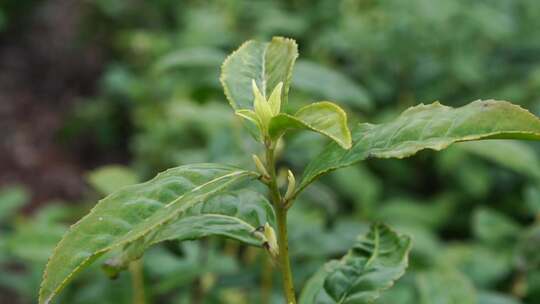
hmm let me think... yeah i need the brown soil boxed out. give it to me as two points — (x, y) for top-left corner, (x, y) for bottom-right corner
(0, 0), (105, 209)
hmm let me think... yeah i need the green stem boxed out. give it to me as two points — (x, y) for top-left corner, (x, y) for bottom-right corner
(260, 254), (273, 304)
(276, 205), (296, 303)
(265, 143), (297, 304)
(129, 259), (146, 304)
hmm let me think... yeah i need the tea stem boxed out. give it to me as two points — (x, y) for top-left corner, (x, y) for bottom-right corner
(265, 143), (296, 304)
(261, 254), (273, 304)
(129, 259), (146, 304)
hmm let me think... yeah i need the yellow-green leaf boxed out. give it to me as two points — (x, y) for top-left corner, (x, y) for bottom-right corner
(220, 36), (298, 110)
(269, 101), (352, 149)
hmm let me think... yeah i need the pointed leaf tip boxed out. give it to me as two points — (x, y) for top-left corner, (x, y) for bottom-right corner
(299, 100), (540, 194)
(220, 37), (298, 110)
(268, 82), (283, 116)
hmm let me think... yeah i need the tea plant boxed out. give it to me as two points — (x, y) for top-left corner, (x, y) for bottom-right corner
(39, 37), (540, 304)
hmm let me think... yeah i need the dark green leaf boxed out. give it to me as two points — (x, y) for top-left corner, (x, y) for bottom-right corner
(515, 223), (540, 271)
(299, 261), (340, 304)
(458, 140), (540, 179)
(478, 291), (522, 304)
(442, 244), (512, 288)
(299, 223), (411, 304)
(416, 268), (476, 304)
(473, 208), (521, 245)
(299, 100), (540, 193)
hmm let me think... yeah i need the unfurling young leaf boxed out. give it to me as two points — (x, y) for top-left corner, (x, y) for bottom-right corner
(220, 36), (298, 110)
(263, 222), (279, 258)
(40, 36), (540, 304)
(269, 101), (352, 149)
(299, 223), (412, 304)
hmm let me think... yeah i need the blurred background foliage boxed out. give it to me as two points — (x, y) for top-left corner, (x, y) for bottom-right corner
(1, 0), (540, 303)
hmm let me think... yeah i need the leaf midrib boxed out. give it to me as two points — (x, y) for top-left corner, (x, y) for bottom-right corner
(40, 169), (256, 304)
(337, 225), (381, 304)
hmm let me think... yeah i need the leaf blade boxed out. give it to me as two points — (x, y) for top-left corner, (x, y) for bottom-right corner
(299, 100), (540, 193)
(102, 189), (276, 277)
(299, 223), (412, 304)
(154, 189), (275, 246)
(220, 37), (298, 110)
(269, 102), (352, 149)
(39, 164), (258, 304)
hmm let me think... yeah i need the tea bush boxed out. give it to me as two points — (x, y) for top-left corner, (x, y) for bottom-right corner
(1, 1), (540, 304)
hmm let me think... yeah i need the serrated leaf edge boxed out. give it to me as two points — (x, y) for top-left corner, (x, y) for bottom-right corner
(39, 168), (257, 304)
(270, 101), (352, 149)
(297, 100), (540, 196)
(220, 40), (258, 109)
(220, 37), (298, 110)
(332, 223), (412, 303)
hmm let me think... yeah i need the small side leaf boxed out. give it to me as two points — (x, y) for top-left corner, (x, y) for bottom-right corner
(299, 100), (540, 193)
(299, 223), (412, 304)
(220, 37), (298, 110)
(269, 102), (352, 149)
(39, 164), (258, 304)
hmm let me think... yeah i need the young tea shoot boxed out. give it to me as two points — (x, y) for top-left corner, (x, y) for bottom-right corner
(40, 37), (540, 304)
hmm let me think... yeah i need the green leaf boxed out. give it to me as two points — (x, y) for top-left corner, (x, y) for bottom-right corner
(269, 102), (352, 149)
(473, 208), (521, 245)
(293, 60), (372, 110)
(515, 223), (540, 270)
(102, 188), (275, 278)
(478, 291), (522, 304)
(442, 244), (512, 288)
(457, 140), (540, 179)
(39, 164), (258, 304)
(299, 100), (540, 193)
(299, 223), (412, 304)
(86, 165), (139, 196)
(0, 185), (28, 223)
(299, 261), (340, 304)
(220, 36), (298, 110)
(416, 268), (477, 304)
(154, 188), (275, 245)
(154, 47), (226, 72)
